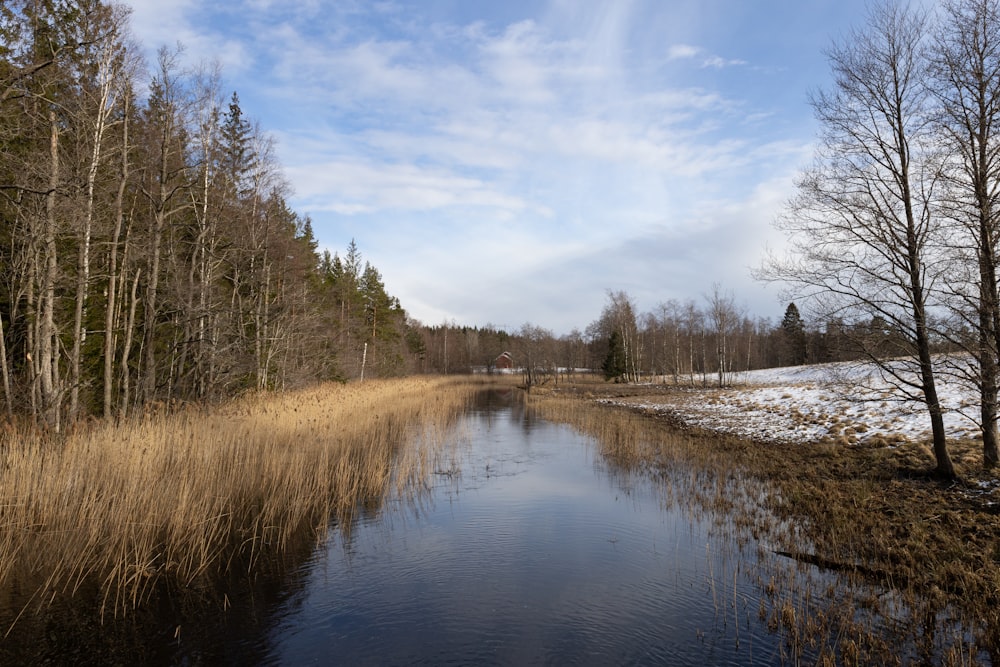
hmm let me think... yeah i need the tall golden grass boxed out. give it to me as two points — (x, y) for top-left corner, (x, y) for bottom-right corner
(526, 390), (739, 473)
(0, 376), (488, 622)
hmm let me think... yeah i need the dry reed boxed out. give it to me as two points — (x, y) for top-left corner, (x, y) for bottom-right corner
(0, 376), (487, 623)
(528, 382), (1000, 664)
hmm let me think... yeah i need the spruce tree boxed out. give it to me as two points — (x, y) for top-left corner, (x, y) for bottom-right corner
(780, 302), (807, 365)
(602, 330), (627, 382)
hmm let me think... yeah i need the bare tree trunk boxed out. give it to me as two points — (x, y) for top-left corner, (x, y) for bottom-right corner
(120, 266), (140, 415)
(25, 241), (39, 422)
(70, 84), (111, 421)
(104, 98), (129, 417)
(195, 160), (212, 397)
(141, 204), (163, 403)
(0, 311), (12, 419)
(687, 332), (694, 386)
(39, 110), (60, 431)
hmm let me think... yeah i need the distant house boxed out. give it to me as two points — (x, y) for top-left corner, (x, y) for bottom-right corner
(495, 351), (514, 370)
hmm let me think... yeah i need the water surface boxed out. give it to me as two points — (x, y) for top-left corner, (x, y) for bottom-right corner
(2, 389), (804, 665)
(267, 389), (786, 665)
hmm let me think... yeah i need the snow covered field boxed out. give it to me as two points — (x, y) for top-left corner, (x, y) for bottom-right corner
(600, 361), (983, 446)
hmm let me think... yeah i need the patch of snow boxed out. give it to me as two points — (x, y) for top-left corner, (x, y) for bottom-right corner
(604, 360), (983, 446)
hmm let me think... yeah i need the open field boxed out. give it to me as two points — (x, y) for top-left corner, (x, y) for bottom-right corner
(0, 377), (491, 625)
(589, 361), (985, 447)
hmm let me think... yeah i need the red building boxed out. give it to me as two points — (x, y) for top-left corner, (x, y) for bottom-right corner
(495, 351), (514, 370)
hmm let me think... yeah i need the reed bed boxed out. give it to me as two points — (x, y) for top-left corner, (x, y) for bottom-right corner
(528, 384), (999, 664)
(0, 376), (486, 622)
(525, 390), (733, 468)
(525, 391), (769, 529)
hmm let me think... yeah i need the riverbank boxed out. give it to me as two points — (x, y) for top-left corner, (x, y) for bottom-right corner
(534, 370), (1000, 663)
(0, 377), (487, 626)
(2, 369), (997, 662)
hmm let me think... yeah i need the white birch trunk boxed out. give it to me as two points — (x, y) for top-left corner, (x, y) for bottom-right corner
(40, 110), (60, 430)
(71, 39), (118, 420)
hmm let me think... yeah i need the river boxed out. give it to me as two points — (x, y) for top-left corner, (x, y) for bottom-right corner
(3, 388), (842, 665)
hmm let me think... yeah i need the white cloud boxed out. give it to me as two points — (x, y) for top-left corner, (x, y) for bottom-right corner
(702, 55), (748, 69)
(286, 160), (538, 216)
(668, 44), (701, 60)
(667, 43), (747, 70)
(121, 0), (837, 333)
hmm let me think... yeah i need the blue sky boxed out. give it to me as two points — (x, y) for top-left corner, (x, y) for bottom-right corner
(125, 0), (877, 335)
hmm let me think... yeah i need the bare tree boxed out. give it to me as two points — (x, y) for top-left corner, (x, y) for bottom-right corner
(516, 323), (555, 390)
(758, 1), (955, 477)
(930, 0), (1000, 467)
(706, 283), (744, 387)
(137, 45), (191, 405)
(67, 1), (134, 420)
(180, 61), (223, 400)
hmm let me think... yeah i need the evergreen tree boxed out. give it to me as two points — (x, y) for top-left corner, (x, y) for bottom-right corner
(780, 302), (807, 365)
(361, 261), (405, 374)
(219, 90), (251, 196)
(602, 330), (627, 382)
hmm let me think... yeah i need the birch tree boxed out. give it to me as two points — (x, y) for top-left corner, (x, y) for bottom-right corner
(706, 283), (744, 387)
(758, 1), (955, 477)
(930, 0), (1000, 468)
(180, 63), (222, 399)
(66, 1), (133, 419)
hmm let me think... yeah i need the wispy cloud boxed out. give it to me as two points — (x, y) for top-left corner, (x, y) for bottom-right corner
(668, 43), (701, 60)
(123, 0), (849, 332)
(702, 55), (748, 69)
(241, 7), (768, 239)
(667, 43), (747, 69)
(286, 159), (540, 217)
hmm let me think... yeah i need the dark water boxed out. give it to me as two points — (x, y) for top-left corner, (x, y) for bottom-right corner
(265, 389), (788, 666)
(2, 389), (806, 665)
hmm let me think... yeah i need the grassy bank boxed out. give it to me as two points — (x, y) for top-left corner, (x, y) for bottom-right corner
(528, 379), (1000, 665)
(0, 376), (491, 624)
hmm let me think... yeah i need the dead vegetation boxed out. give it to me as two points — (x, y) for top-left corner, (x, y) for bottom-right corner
(0, 376), (488, 625)
(529, 380), (1000, 664)
(6, 372), (999, 662)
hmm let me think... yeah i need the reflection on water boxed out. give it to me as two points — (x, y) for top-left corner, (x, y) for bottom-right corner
(2, 389), (820, 665)
(269, 388), (792, 666)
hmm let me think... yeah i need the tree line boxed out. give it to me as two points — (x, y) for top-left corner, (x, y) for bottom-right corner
(416, 289), (914, 390)
(0, 1), (431, 431)
(8, 0), (992, 482)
